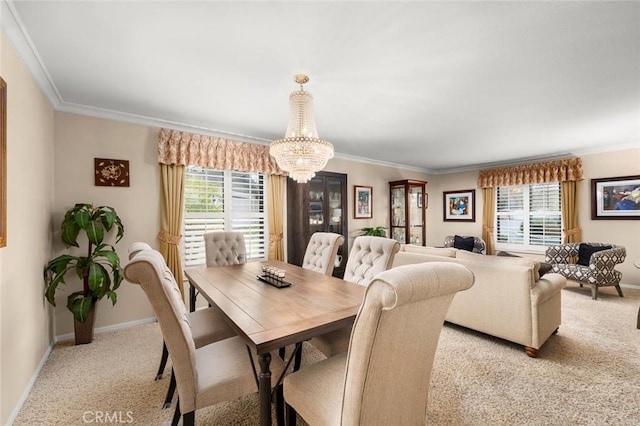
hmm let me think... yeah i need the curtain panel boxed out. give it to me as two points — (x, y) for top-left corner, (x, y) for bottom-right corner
(157, 128), (286, 175)
(477, 157), (583, 188)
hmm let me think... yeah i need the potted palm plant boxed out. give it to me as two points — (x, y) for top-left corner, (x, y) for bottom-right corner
(360, 226), (387, 237)
(44, 203), (125, 344)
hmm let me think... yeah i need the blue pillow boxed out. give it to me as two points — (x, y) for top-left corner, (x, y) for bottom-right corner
(453, 235), (475, 252)
(577, 244), (611, 266)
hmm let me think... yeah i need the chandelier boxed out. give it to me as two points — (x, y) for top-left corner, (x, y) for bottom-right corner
(270, 74), (334, 183)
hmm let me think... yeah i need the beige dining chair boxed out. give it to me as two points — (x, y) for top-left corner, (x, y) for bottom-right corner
(128, 243), (236, 409)
(125, 245), (286, 426)
(284, 262), (474, 426)
(310, 236), (401, 357)
(301, 232), (345, 276)
(188, 231), (247, 310)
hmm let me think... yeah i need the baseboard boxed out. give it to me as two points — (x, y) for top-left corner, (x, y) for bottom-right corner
(6, 340), (55, 425)
(54, 316), (157, 343)
(621, 283), (640, 291)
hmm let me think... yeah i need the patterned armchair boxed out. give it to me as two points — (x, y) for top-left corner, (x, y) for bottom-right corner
(545, 242), (626, 300)
(443, 235), (487, 254)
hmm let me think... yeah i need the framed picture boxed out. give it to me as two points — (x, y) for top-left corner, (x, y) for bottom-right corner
(443, 189), (475, 222)
(0, 77), (6, 248)
(354, 185), (373, 219)
(591, 175), (640, 220)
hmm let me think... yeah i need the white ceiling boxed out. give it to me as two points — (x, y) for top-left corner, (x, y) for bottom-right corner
(3, 1), (640, 173)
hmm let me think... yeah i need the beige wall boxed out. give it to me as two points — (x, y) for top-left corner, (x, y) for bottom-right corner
(0, 31), (55, 424)
(52, 112), (159, 336)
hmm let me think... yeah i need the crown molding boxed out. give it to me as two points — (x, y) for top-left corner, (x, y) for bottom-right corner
(1, 0), (62, 107)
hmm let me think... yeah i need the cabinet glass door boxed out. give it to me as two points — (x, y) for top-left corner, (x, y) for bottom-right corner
(309, 178), (324, 233)
(390, 186), (406, 243)
(409, 186), (423, 245)
(327, 178), (343, 236)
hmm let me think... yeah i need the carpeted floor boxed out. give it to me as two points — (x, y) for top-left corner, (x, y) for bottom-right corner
(13, 283), (640, 425)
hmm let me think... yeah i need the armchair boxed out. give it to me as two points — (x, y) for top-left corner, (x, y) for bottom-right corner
(545, 242), (626, 300)
(443, 235), (487, 254)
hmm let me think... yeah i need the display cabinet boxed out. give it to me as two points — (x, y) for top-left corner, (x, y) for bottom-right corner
(389, 179), (427, 246)
(287, 171), (348, 277)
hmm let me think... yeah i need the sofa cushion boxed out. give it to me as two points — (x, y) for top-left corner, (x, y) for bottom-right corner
(577, 244), (612, 266)
(453, 235), (475, 252)
(457, 250), (541, 282)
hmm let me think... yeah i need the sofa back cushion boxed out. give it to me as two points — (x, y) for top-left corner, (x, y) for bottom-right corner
(400, 244), (457, 258)
(456, 250), (541, 284)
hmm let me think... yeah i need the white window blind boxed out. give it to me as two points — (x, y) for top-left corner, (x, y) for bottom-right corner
(496, 182), (561, 251)
(183, 167), (266, 267)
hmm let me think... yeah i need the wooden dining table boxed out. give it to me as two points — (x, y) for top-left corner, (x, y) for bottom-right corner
(184, 260), (366, 426)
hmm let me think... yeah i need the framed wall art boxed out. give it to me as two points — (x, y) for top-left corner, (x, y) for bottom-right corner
(95, 158), (130, 187)
(354, 185), (373, 219)
(591, 175), (640, 220)
(443, 189), (475, 222)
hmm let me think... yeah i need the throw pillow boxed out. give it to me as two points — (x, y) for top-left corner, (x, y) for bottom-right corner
(453, 235), (475, 252)
(497, 251), (519, 257)
(577, 244), (612, 266)
(539, 262), (553, 277)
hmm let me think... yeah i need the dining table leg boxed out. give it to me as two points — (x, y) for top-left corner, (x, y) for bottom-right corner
(258, 352), (272, 426)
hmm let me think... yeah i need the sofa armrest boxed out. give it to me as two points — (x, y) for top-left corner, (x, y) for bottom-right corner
(589, 246), (626, 271)
(530, 273), (566, 305)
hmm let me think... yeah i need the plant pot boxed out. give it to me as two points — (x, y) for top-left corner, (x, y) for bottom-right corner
(74, 302), (97, 345)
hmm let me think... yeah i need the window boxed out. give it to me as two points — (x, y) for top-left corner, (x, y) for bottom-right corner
(183, 166), (266, 267)
(495, 182), (562, 251)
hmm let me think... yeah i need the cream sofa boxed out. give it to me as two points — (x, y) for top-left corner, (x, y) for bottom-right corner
(392, 245), (567, 357)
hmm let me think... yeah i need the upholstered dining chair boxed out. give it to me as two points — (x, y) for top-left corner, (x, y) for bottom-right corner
(310, 236), (401, 357)
(301, 232), (345, 276)
(125, 245), (286, 426)
(283, 262), (475, 426)
(188, 231), (247, 311)
(127, 243), (236, 409)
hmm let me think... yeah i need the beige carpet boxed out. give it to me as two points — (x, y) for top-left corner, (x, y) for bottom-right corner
(14, 283), (640, 425)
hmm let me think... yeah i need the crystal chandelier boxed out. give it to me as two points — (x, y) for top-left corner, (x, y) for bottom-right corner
(270, 74), (334, 183)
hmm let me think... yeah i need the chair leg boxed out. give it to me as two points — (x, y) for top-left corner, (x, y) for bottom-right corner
(183, 411), (195, 426)
(591, 285), (598, 300)
(615, 285), (624, 298)
(171, 399), (181, 426)
(293, 344), (303, 372)
(275, 384), (285, 426)
(163, 369), (177, 409)
(189, 284), (197, 312)
(285, 402), (297, 426)
(156, 341), (169, 380)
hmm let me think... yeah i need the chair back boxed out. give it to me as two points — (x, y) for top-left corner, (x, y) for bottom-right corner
(443, 235), (487, 254)
(203, 231), (246, 266)
(301, 232), (345, 276)
(124, 245), (198, 413)
(128, 241), (152, 260)
(343, 236), (400, 286)
(341, 262), (474, 425)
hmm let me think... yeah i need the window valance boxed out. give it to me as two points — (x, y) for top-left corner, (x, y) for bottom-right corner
(477, 157), (583, 188)
(158, 128), (286, 175)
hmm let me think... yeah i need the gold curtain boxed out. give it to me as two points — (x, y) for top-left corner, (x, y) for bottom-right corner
(561, 180), (582, 243)
(478, 157), (583, 188)
(158, 164), (186, 296)
(482, 188), (496, 255)
(267, 175), (285, 261)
